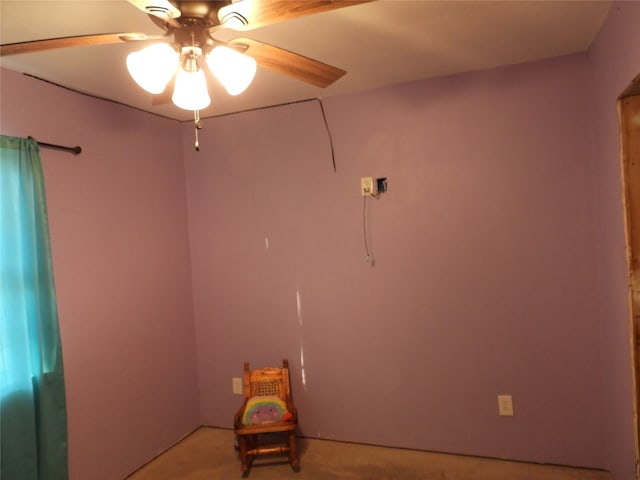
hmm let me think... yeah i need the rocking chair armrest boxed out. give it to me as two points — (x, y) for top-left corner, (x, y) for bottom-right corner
(234, 400), (249, 429)
(285, 401), (298, 423)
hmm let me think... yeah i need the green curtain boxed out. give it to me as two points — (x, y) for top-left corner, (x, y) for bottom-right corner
(0, 135), (68, 480)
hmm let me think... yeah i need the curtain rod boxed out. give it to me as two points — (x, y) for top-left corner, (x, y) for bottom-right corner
(28, 136), (82, 155)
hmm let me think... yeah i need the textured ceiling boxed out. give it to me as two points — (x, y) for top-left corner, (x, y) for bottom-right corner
(0, 1), (612, 121)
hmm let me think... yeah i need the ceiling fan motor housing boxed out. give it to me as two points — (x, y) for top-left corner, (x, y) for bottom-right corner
(164, 1), (235, 53)
(173, 27), (214, 53)
(174, 1), (233, 27)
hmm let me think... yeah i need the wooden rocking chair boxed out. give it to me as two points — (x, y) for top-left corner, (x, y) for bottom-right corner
(233, 359), (299, 476)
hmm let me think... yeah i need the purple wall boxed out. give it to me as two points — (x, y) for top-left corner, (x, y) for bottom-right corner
(589, 2), (640, 479)
(2, 1), (639, 477)
(184, 54), (606, 467)
(1, 69), (200, 480)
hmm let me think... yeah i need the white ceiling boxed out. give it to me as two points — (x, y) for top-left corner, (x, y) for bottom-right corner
(0, 0), (612, 122)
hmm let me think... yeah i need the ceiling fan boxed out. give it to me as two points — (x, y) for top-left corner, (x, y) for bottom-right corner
(0, 0), (368, 147)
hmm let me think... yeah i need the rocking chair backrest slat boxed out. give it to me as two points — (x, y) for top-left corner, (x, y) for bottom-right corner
(243, 359), (292, 402)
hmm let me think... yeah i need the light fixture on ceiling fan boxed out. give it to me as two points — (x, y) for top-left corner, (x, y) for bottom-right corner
(0, 0), (370, 150)
(172, 46), (212, 110)
(126, 36), (257, 110)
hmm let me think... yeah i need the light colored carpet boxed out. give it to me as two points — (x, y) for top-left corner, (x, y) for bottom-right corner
(127, 427), (612, 480)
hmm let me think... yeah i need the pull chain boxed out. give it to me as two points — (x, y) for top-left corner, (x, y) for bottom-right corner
(194, 109), (203, 151)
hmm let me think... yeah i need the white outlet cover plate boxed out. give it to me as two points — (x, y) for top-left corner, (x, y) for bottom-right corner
(498, 394), (514, 416)
(232, 377), (243, 395)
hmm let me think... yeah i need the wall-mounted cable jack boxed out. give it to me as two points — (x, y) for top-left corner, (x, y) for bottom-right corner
(361, 177), (374, 196)
(360, 177), (388, 197)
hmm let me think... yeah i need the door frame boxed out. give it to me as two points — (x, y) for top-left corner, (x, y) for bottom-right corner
(618, 73), (640, 479)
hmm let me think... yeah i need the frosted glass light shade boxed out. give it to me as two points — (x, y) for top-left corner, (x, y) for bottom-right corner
(207, 46), (256, 96)
(172, 68), (211, 111)
(126, 43), (178, 94)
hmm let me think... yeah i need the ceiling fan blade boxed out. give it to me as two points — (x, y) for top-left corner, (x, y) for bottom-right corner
(218, 0), (370, 30)
(231, 38), (346, 88)
(0, 33), (153, 57)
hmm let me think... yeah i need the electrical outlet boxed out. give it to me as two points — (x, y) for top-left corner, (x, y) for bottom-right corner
(498, 395), (514, 416)
(232, 377), (243, 395)
(361, 177), (374, 196)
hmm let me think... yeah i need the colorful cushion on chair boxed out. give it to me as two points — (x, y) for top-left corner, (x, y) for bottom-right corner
(242, 396), (287, 425)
